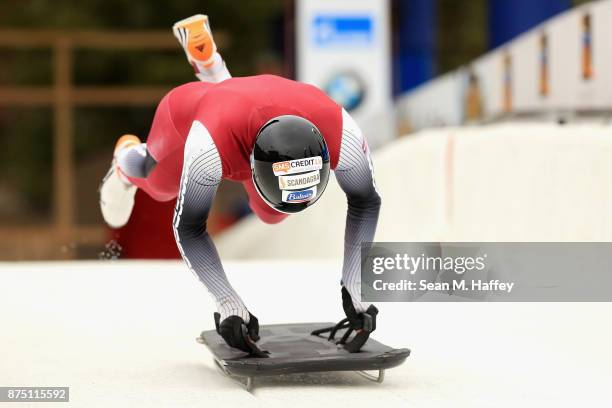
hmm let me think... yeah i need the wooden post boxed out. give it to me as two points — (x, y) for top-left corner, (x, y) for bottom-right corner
(53, 36), (75, 255)
(0, 29), (231, 259)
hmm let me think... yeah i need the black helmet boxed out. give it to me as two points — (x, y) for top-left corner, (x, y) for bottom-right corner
(250, 115), (330, 213)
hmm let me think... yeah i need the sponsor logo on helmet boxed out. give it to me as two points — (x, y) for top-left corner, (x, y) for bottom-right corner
(272, 156), (323, 176)
(282, 186), (317, 203)
(278, 170), (320, 190)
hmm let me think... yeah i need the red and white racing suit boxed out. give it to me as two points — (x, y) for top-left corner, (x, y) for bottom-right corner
(119, 73), (380, 322)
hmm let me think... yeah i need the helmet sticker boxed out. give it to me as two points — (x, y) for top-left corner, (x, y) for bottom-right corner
(282, 186), (317, 203)
(278, 170), (320, 190)
(272, 156), (323, 176)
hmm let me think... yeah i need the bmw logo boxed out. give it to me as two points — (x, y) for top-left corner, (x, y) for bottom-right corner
(323, 72), (366, 112)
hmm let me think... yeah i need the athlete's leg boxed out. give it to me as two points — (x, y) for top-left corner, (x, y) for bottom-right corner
(242, 179), (289, 224)
(99, 135), (141, 228)
(115, 143), (174, 201)
(100, 134), (172, 228)
(100, 93), (183, 227)
(116, 142), (147, 179)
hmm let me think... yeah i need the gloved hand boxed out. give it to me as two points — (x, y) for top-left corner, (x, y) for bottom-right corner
(214, 312), (269, 357)
(341, 287), (379, 352)
(342, 286), (378, 331)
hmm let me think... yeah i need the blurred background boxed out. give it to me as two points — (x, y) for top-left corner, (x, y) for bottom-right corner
(0, 0), (607, 261)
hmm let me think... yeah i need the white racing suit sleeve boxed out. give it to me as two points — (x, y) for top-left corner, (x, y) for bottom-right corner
(173, 120), (250, 322)
(335, 109), (381, 313)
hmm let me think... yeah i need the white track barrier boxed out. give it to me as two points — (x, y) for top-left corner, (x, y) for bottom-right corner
(216, 123), (612, 259)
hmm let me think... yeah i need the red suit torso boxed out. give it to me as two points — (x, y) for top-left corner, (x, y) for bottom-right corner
(141, 75), (342, 201)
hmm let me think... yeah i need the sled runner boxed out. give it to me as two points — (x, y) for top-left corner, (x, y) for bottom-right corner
(197, 322), (410, 391)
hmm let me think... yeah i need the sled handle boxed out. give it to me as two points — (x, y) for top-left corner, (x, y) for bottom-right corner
(240, 324), (270, 358)
(311, 312), (376, 353)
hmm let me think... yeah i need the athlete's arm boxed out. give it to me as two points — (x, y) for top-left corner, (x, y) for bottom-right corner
(335, 109), (381, 314)
(173, 120), (250, 322)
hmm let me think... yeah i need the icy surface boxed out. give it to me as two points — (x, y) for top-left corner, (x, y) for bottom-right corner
(1, 260), (611, 407)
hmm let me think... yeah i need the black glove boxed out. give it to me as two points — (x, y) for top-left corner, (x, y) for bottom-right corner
(341, 287), (379, 352)
(214, 312), (269, 357)
(342, 287), (378, 331)
(310, 288), (379, 353)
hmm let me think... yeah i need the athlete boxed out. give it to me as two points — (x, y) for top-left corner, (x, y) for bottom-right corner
(99, 15), (380, 354)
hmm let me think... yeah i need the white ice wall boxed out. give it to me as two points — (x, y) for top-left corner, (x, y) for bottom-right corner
(448, 123), (612, 241)
(216, 123), (612, 259)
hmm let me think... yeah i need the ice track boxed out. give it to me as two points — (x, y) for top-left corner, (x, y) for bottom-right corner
(1, 260), (611, 407)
